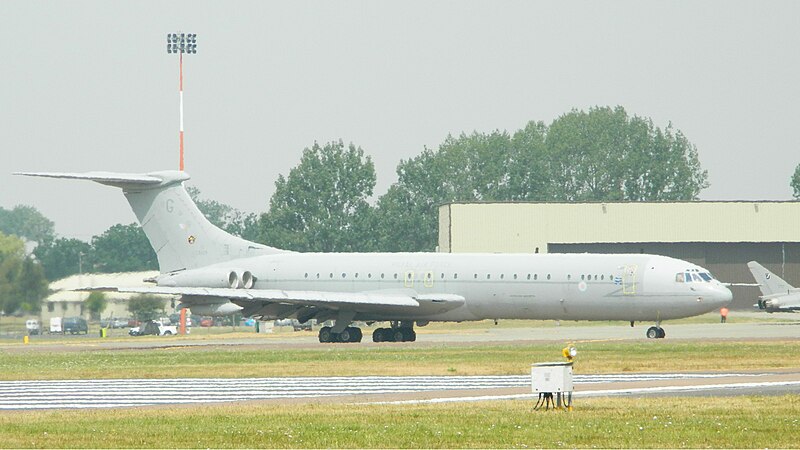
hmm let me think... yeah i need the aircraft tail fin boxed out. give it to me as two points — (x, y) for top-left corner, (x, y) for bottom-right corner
(746, 261), (794, 297)
(15, 171), (286, 273)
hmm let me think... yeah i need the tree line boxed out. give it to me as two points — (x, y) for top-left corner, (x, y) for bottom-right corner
(8, 105), (793, 315)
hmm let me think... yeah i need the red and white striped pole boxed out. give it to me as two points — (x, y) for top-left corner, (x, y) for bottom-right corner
(167, 32), (195, 171)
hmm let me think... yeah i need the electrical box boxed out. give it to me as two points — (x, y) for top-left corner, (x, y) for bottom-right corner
(531, 362), (573, 393)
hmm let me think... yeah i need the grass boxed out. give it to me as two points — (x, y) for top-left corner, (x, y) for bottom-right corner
(1, 396), (798, 448)
(1, 340), (799, 380)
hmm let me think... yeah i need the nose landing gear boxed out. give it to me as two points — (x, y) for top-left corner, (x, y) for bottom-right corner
(646, 325), (666, 339)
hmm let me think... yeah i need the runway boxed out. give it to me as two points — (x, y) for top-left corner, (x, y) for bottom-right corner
(3, 372), (799, 410)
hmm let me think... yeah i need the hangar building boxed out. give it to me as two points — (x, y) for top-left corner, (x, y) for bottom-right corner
(438, 201), (800, 309)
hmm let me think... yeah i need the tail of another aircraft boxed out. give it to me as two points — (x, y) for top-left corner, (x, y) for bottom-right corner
(746, 261), (794, 296)
(15, 171), (285, 273)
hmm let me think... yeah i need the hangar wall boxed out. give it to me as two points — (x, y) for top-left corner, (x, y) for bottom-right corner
(438, 201), (800, 309)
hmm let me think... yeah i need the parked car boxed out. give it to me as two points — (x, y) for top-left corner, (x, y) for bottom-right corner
(25, 319), (40, 335)
(128, 320), (179, 336)
(63, 317), (89, 335)
(49, 317), (62, 334)
(274, 318), (313, 331)
(101, 318), (130, 329)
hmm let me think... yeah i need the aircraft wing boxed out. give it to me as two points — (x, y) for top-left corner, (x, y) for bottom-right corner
(82, 286), (443, 310)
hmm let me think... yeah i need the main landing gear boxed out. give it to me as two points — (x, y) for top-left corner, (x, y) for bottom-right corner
(318, 326), (362, 343)
(317, 320), (417, 343)
(372, 321), (416, 342)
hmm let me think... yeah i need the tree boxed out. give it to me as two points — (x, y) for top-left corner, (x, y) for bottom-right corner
(186, 186), (259, 240)
(84, 291), (107, 321)
(257, 141), (377, 252)
(792, 163), (800, 199)
(127, 294), (166, 322)
(0, 232), (48, 314)
(0, 205), (55, 245)
(545, 106), (708, 201)
(34, 237), (93, 281)
(91, 223), (157, 273)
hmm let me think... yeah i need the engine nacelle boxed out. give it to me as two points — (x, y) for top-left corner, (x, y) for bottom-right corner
(158, 268), (256, 289)
(178, 301), (243, 316)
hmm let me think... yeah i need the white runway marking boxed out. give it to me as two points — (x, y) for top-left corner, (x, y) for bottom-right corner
(0, 373), (772, 410)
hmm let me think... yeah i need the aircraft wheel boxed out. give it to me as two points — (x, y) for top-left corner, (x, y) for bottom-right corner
(319, 326), (333, 343)
(392, 330), (405, 342)
(351, 327), (363, 342)
(646, 326), (659, 339)
(657, 327), (666, 339)
(338, 328), (352, 343)
(372, 328), (384, 342)
(405, 330), (416, 342)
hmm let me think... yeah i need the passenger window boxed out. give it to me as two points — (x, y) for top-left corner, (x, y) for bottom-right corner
(534, 274), (538, 280)
(368, 273), (372, 278)
(316, 273), (320, 279)
(342, 273), (346, 278)
(547, 274), (551, 280)
(454, 273), (458, 279)
(304, 273), (308, 278)
(474, 274), (478, 279)
(568, 274), (572, 280)
(500, 274), (504, 280)
(527, 274), (531, 280)
(513, 274), (518, 280)
(329, 273), (334, 278)
(355, 273), (359, 278)
(600, 275), (604, 281)
(486, 274), (491, 280)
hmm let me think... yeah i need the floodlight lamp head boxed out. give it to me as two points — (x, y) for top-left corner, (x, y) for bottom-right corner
(562, 344), (578, 362)
(166, 33), (197, 54)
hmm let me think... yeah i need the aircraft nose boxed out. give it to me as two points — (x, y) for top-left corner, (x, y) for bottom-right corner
(709, 284), (733, 306)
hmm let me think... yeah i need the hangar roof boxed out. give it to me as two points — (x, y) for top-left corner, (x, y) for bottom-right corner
(438, 201), (800, 253)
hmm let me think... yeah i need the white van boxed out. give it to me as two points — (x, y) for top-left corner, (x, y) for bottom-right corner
(26, 319), (40, 335)
(50, 317), (63, 334)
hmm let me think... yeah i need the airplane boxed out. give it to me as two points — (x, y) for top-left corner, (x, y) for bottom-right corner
(15, 170), (733, 341)
(747, 261), (800, 312)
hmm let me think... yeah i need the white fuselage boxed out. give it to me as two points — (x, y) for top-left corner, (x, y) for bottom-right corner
(197, 252), (732, 323)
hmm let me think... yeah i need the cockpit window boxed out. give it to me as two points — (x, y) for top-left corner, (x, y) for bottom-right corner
(676, 271), (714, 283)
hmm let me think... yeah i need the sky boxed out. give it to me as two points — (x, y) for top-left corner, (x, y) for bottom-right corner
(1, 1), (799, 240)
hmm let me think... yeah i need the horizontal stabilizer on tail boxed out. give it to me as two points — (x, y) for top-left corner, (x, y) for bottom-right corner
(14, 171), (187, 189)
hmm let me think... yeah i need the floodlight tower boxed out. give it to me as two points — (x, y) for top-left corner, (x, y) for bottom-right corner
(166, 33), (198, 171)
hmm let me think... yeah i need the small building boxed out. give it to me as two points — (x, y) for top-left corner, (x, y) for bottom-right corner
(41, 271), (173, 323)
(438, 201), (800, 309)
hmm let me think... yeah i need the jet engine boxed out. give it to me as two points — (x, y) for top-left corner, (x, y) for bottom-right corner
(157, 268), (256, 289)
